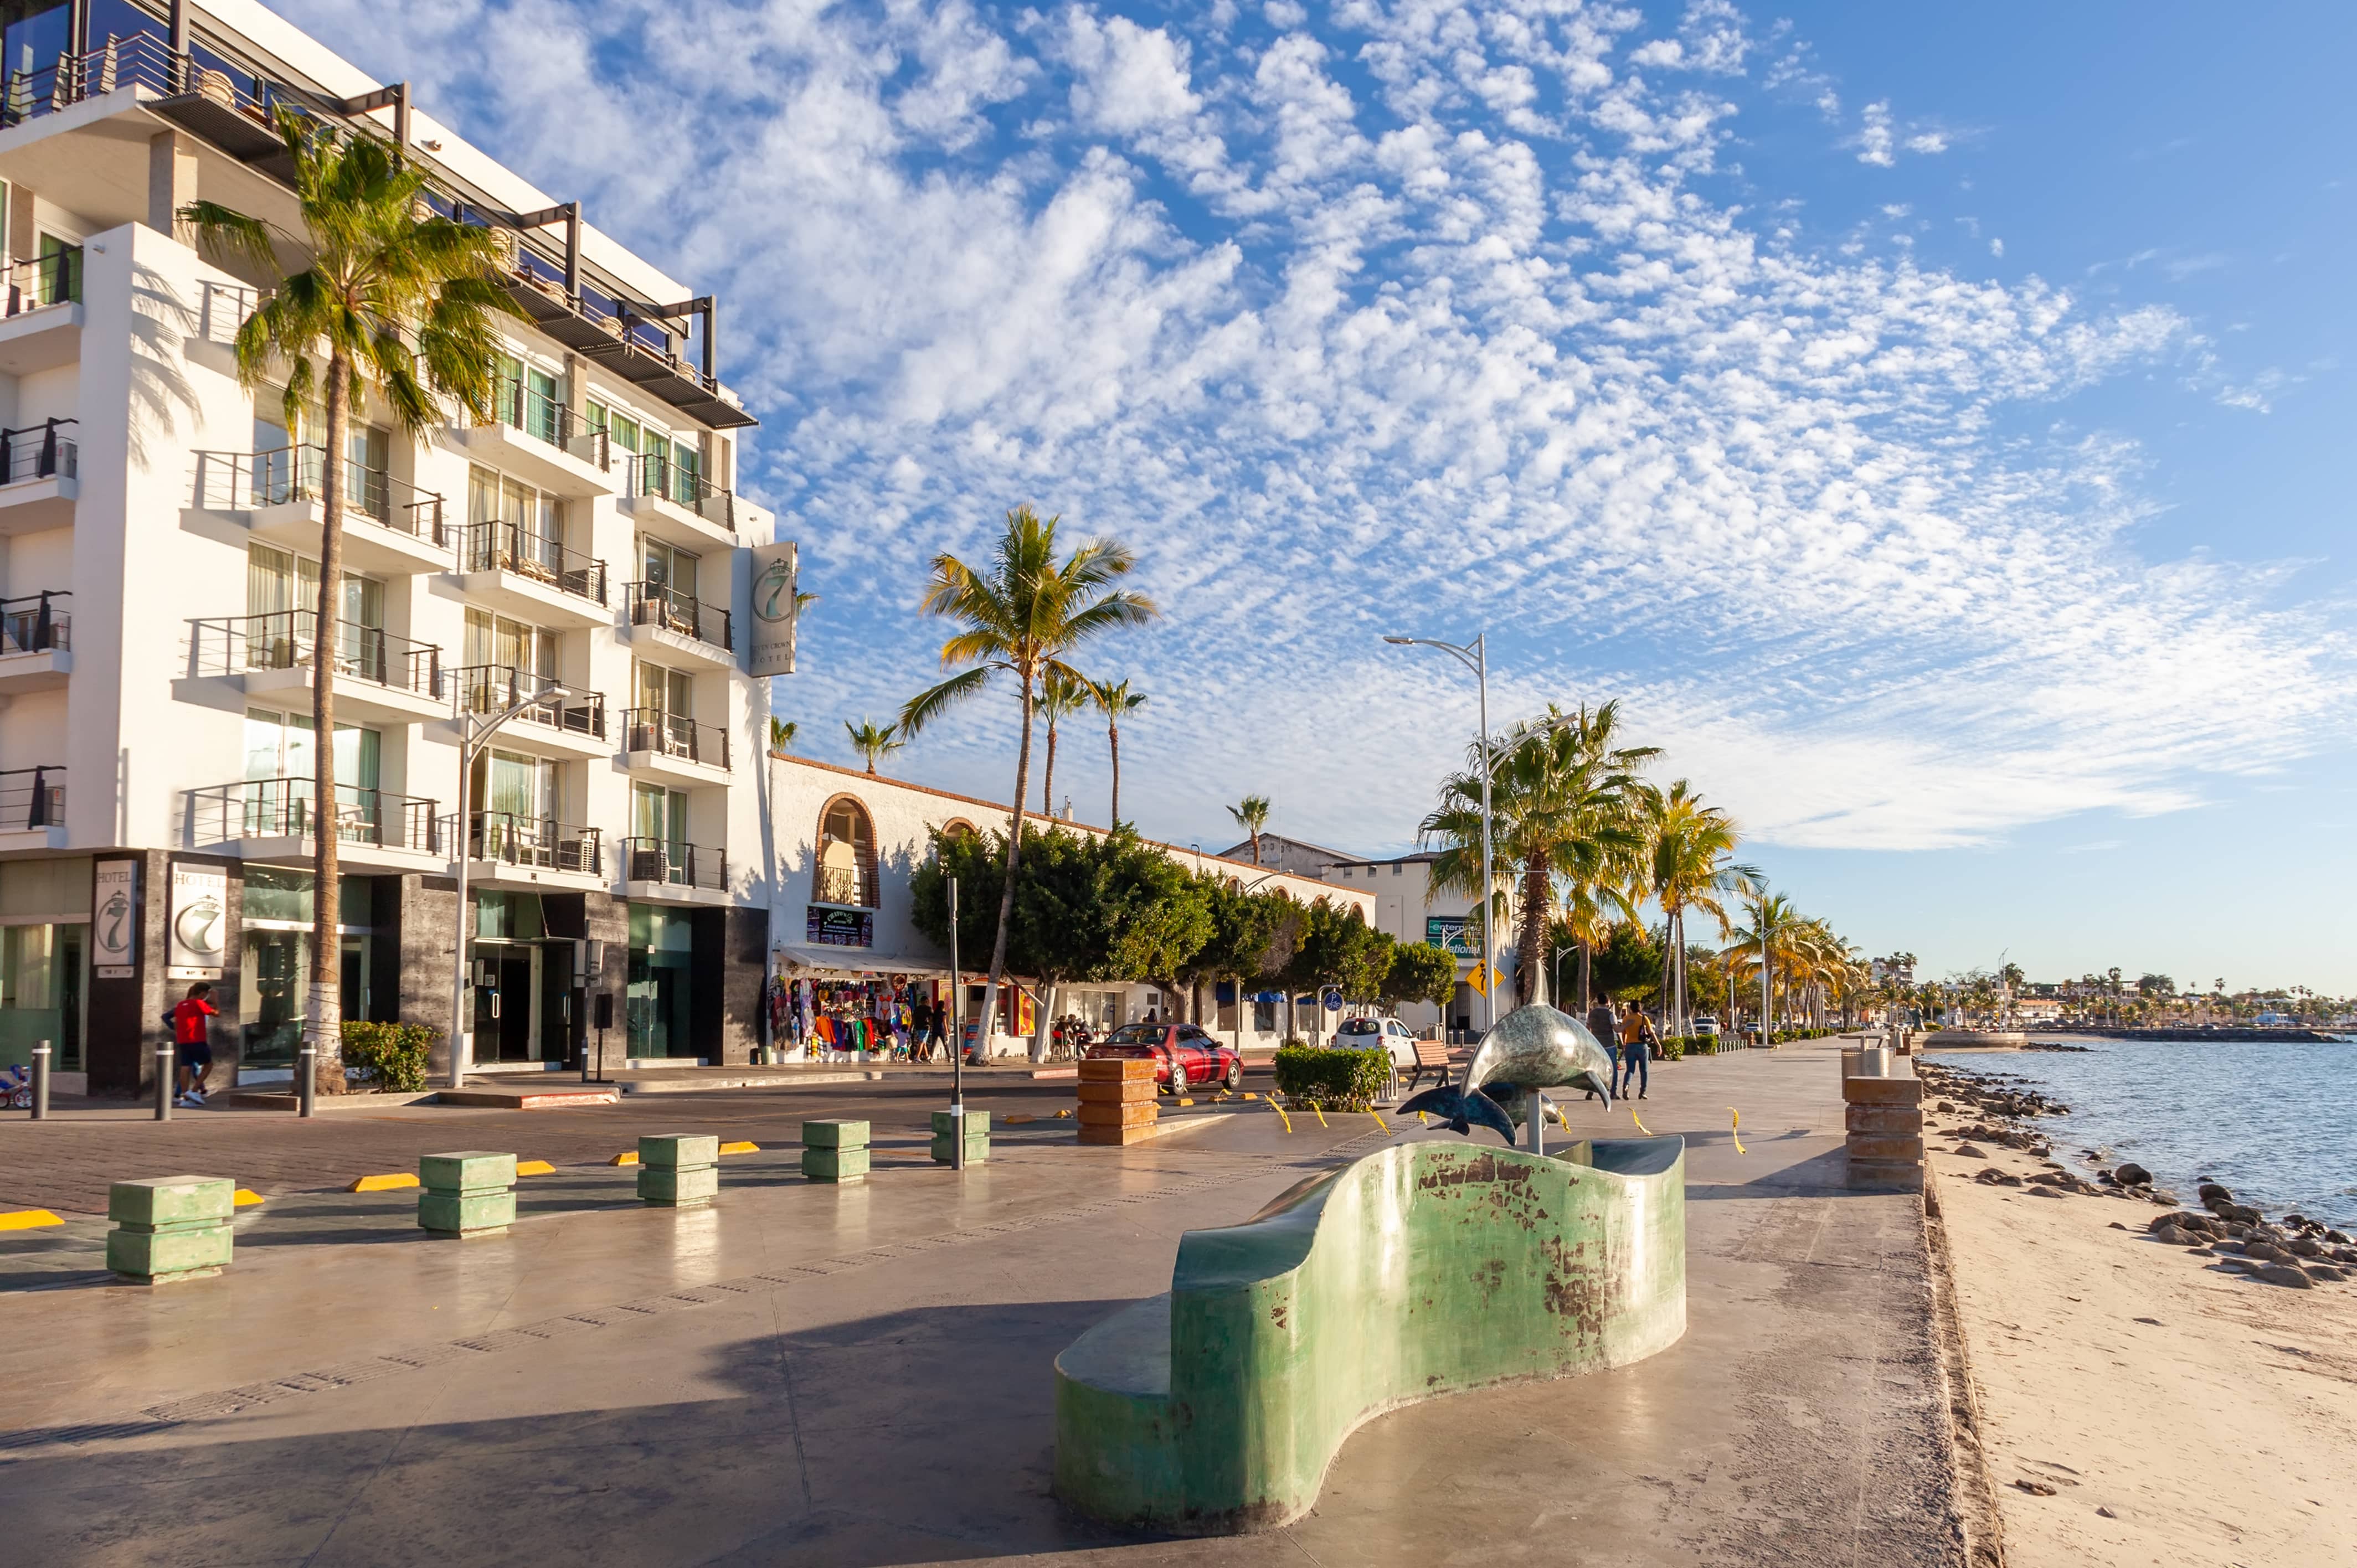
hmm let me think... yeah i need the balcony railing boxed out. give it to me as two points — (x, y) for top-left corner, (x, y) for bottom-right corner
(192, 445), (446, 540)
(622, 708), (730, 771)
(0, 766), (63, 831)
(190, 778), (441, 853)
(623, 837), (725, 891)
(461, 812), (603, 876)
(451, 520), (609, 606)
(624, 581), (732, 651)
(0, 591), (69, 654)
(0, 420), (77, 486)
(2, 249), (80, 316)
(451, 664), (607, 741)
(629, 452), (735, 530)
(490, 378), (611, 471)
(194, 611), (441, 696)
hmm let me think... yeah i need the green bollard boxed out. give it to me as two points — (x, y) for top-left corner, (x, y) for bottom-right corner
(930, 1108), (989, 1165)
(801, 1120), (870, 1183)
(638, 1134), (720, 1208)
(418, 1152), (518, 1238)
(106, 1177), (234, 1284)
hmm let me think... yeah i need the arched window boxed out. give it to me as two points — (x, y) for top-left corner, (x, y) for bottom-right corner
(939, 818), (977, 842)
(814, 795), (878, 907)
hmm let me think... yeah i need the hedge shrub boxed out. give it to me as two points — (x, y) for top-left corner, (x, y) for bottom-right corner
(341, 1020), (441, 1092)
(1273, 1045), (1392, 1111)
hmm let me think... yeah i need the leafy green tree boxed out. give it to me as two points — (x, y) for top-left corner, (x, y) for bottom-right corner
(899, 507), (1157, 1058)
(1097, 834), (1214, 1015)
(186, 111), (522, 1095)
(1589, 920), (1664, 1004)
(1175, 876), (1293, 1033)
(1384, 941), (1461, 1019)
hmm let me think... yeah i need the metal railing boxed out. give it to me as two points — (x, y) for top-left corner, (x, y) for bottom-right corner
(0, 591), (69, 654)
(622, 837), (725, 891)
(199, 280), (259, 344)
(0, 420), (77, 486)
(461, 812), (603, 876)
(451, 664), (607, 741)
(2, 249), (80, 316)
(189, 778), (441, 853)
(192, 445), (445, 539)
(2, 31), (186, 127)
(0, 766), (63, 831)
(624, 581), (732, 651)
(194, 611), (440, 695)
(629, 452), (735, 529)
(450, 520), (608, 605)
(491, 378), (610, 471)
(622, 707), (730, 771)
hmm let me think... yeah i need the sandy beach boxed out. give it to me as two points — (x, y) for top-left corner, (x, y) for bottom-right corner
(1924, 1084), (2357, 1567)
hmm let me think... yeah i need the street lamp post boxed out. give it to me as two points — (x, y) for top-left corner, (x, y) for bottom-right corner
(445, 682), (581, 1091)
(1382, 633), (1493, 1044)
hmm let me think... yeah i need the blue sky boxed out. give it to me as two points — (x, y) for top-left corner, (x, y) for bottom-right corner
(281, 1), (2357, 992)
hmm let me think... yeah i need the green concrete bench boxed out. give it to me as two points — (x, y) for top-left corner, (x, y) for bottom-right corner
(1053, 1136), (1687, 1533)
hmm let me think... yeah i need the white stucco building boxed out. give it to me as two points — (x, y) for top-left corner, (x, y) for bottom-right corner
(0, 0), (780, 1093)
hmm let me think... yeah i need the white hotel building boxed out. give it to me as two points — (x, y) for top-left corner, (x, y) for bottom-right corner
(0, 0), (783, 1094)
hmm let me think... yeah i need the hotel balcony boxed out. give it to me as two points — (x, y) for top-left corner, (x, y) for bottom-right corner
(0, 249), (81, 375)
(0, 764), (64, 850)
(193, 446), (451, 576)
(618, 453), (738, 550)
(193, 611), (446, 725)
(621, 708), (731, 786)
(447, 522), (610, 627)
(186, 778), (446, 874)
(449, 665), (610, 759)
(619, 581), (734, 667)
(457, 811), (606, 893)
(0, 590), (70, 692)
(446, 378), (617, 497)
(622, 837), (728, 904)
(0, 417), (77, 532)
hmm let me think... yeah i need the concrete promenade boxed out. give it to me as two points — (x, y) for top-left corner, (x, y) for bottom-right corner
(0, 1043), (1965, 1566)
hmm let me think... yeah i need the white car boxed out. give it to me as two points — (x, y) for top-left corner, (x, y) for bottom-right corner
(1331, 1015), (1420, 1069)
(1691, 1016), (1720, 1038)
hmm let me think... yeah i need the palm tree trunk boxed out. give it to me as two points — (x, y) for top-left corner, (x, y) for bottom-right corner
(307, 362), (347, 1095)
(1658, 906), (1675, 1033)
(979, 677), (1037, 1063)
(1041, 715), (1057, 816)
(1517, 857), (1546, 1006)
(1107, 721), (1120, 827)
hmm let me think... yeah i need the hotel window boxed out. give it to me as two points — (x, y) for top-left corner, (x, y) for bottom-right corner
(466, 465), (567, 576)
(248, 544), (383, 678)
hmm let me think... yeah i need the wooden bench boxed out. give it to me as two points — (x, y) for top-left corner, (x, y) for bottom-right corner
(1400, 1039), (1453, 1096)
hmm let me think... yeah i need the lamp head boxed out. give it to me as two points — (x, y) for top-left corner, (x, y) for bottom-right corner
(1382, 636), (1414, 645)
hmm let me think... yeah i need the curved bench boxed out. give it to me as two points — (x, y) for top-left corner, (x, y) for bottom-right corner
(1054, 1134), (1686, 1533)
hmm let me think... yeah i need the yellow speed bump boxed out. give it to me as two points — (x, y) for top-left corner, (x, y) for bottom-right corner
(0, 1209), (63, 1230)
(1172, 1097), (1195, 1108)
(348, 1173), (418, 1193)
(610, 1152), (639, 1166)
(1003, 1114), (1036, 1126)
(1241, 1092), (1260, 1101)
(719, 1141), (759, 1155)
(233, 1189), (266, 1208)
(515, 1160), (556, 1177)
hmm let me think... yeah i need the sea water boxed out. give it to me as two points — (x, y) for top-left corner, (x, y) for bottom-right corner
(1930, 1035), (2357, 1230)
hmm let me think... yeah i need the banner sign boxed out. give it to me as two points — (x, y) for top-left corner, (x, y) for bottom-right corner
(1425, 915), (1475, 957)
(92, 859), (138, 977)
(168, 864), (228, 973)
(747, 541), (798, 677)
(806, 906), (872, 948)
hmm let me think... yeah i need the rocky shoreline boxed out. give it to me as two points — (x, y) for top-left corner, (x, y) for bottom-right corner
(1918, 1059), (2357, 1292)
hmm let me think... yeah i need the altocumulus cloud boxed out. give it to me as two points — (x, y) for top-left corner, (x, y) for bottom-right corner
(280, 0), (2350, 854)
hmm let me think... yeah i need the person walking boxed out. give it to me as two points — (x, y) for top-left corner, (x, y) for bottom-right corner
(1584, 996), (1617, 1098)
(928, 997), (948, 1062)
(1630, 1009), (1658, 1100)
(171, 980), (218, 1107)
(1613, 1002), (1650, 1100)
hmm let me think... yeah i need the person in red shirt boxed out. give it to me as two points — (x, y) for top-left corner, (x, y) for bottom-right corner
(173, 981), (218, 1107)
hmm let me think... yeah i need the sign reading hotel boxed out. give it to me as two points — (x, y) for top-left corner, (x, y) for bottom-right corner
(168, 864), (228, 975)
(92, 859), (138, 977)
(1425, 915), (1475, 957)
(807, 906), (872, 949)
(747, 540), (798, 677)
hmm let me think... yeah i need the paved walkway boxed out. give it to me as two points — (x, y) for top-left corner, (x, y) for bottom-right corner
(0, 1043), (1965, 1567)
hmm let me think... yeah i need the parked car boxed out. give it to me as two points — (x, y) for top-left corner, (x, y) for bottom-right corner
(1084, 1022), (1243, 1094)
(1329, 1015), (1420, 1070)
(1690, 1016), (1720, 1038)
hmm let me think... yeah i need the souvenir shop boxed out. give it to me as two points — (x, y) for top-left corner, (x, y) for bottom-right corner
(768, 966), (953, 1062)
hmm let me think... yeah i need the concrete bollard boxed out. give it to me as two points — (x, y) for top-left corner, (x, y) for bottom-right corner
(1842, 1072), (1925, 1191)
(930, 1108), (989, 1165)
(106, 1177), (234, 1284)
(637, 1134), (721, 1208)
(1077, 1057), (1158, 1146)
(802, 1120), (871, 1183)
(418, 1152), (518, 1239)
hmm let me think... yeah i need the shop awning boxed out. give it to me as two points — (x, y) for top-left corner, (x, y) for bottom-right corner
(770, 946), (956, 981)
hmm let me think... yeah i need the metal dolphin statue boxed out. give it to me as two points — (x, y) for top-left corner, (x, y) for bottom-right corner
(1400, 1002), (1617, 1146)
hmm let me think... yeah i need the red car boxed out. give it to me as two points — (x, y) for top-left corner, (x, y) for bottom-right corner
(1085, 1022), (1243, 1094)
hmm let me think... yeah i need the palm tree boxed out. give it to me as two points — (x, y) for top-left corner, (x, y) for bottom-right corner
(184, 111), (521, 1097)
(1034, 668), (1091, 817)
(900, 506), (1157, 1060)
(1643, 781), (1759, 1036)
(1089, 677), (1147, 826)
(843, 718), (903, 775)
(1228, 795), (1271, 865)
(1726, 890), (1804, 1038)
(769, 718), (800, 754)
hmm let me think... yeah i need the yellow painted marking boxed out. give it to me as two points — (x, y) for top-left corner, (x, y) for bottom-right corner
(1310, 1103), (1328, 1129)
(348, 1173), (418, 1193)
(719, 1141), (759, 1155)
(0, 1209), (63, 1230)
(1417, 1111), (1429, 1126)
(611, 1152), (640, 1166)
(1369, 1111), (1390, 1136)
(1053, 1108), (1073, 1118)
(1272, 1101), (1293, 1134)
(1173, 1097), (1195, 1108)
(1242, 1092), (1260, 1101)
(515, 1160), (555, 1177)
(1630, 1110), (1653, 1138)
(1003, 1114), (1036, 1125)
(1728, 1107), (1746, 1154)
(232, 1189), (265, 1207)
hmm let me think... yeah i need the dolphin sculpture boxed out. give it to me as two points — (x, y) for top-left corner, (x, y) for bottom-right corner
(1400, 1002), (1617, 1146)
